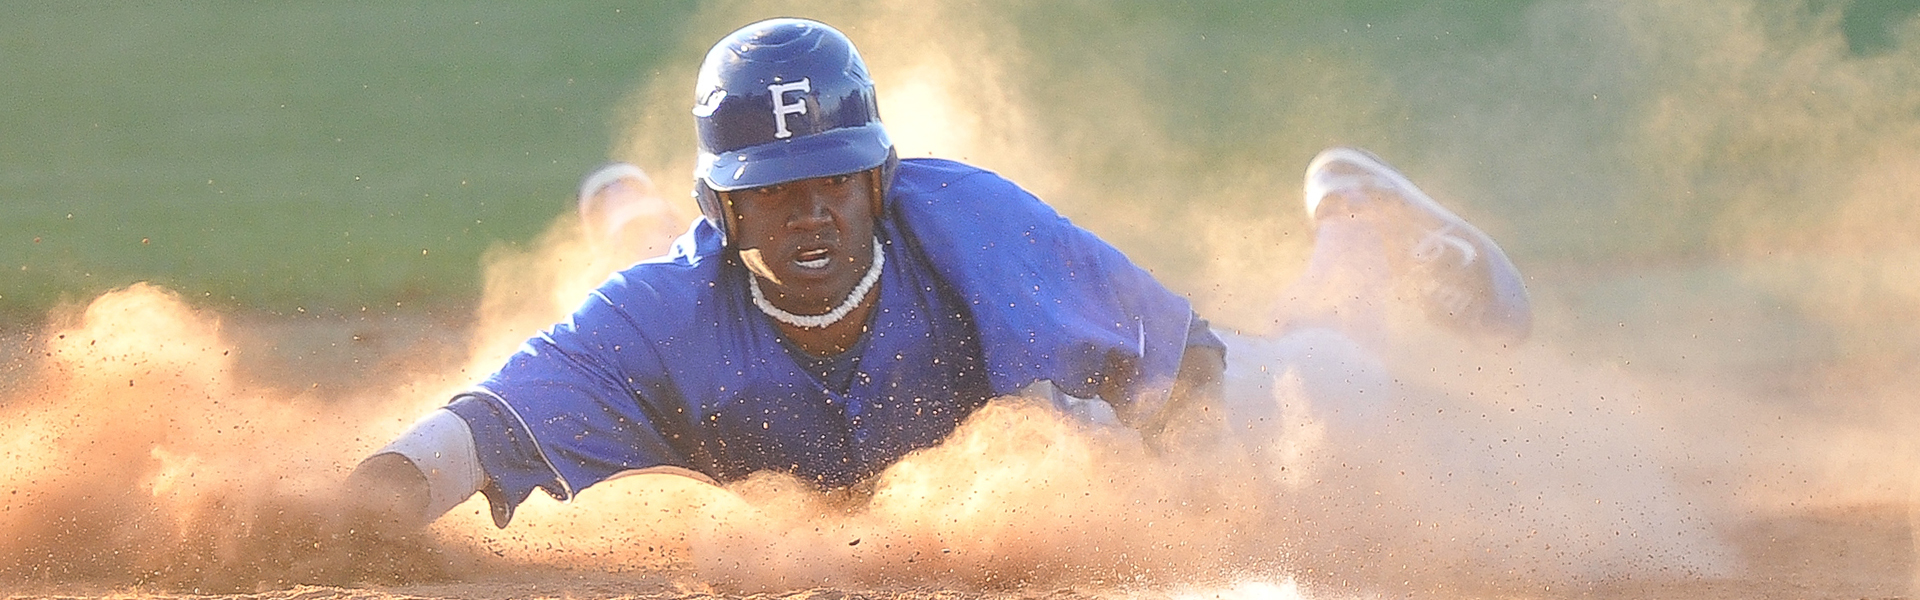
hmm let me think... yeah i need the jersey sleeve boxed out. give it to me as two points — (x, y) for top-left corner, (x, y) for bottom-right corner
(1186, 312), (1226, 355)
(450, 275), (696, 527)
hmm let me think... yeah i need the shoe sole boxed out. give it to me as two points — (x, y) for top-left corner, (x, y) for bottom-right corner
(1302, 147), (1533, 341)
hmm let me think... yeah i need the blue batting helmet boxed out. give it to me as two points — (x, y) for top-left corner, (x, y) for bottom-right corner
(691, 18), (899, 243)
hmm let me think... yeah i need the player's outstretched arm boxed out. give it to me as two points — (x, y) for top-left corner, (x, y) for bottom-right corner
(284, 448), (448, 582)
(1173, 345), (1227, 409)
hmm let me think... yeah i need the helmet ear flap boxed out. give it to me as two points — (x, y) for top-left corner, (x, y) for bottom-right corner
(693, 180), (734, 246)
(870, 147), (899, 220)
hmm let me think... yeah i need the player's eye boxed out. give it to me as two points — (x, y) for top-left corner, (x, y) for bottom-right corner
(825, 174), (853, 186)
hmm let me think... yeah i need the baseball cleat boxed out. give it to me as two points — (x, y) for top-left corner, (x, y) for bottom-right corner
(1304, 147), (1532, 342)
(577, 162), (681, 258)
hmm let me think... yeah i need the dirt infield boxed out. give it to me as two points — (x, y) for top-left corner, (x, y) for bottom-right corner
(3, 505), (1909, 599)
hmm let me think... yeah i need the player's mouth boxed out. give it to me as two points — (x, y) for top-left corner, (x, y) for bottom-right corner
(794, 247), (832, 271)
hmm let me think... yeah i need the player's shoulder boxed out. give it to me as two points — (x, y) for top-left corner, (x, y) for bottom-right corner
(896, 157), (989, 177)
(895, 158), (1022, 191)
(892, 158), (1039, 209)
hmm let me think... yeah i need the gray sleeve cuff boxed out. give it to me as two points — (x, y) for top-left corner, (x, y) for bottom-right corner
(375, 408), (485, 521)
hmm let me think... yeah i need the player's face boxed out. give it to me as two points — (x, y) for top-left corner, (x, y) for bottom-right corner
(730, 170), (877, 313)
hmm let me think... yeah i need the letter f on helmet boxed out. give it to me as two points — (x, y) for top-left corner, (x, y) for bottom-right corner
(768, 79), (811, 139)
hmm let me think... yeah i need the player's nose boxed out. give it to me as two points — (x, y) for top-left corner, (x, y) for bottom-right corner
(790, 189), (834, 229)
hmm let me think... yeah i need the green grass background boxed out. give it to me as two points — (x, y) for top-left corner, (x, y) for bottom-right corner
(5, 0), (1918, 330)
(2, 2), (697, 320)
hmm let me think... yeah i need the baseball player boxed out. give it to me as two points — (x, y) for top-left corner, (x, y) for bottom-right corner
(341, 18), (1530, 535)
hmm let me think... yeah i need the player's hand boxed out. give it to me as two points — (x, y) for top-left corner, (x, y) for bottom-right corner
(1144, 346), (1227, 454)
(300, 453), (448, 584)
(168, 458), (449, 590)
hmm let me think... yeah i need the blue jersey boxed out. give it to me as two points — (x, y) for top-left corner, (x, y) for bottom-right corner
(451, 159), (1204, 526)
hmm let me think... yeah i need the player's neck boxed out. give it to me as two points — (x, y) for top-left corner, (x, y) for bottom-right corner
(776, 286), (878, 356)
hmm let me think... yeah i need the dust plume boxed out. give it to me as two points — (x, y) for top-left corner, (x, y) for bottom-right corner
(0, 277), (1733, 596)
(619, 326), (1737, 596)
(0, 284), (455, 591)
(0, 213), (1728, 595)
(0, 208), (689, 592)
(1389, 0), (1920, 516)
(684, 399), (1267, 591)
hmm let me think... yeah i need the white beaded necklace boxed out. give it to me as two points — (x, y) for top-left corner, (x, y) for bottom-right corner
(748, 237), (884, 329)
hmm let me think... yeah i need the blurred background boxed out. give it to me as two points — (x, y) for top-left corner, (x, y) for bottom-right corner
(4, 0), (1920, 500)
